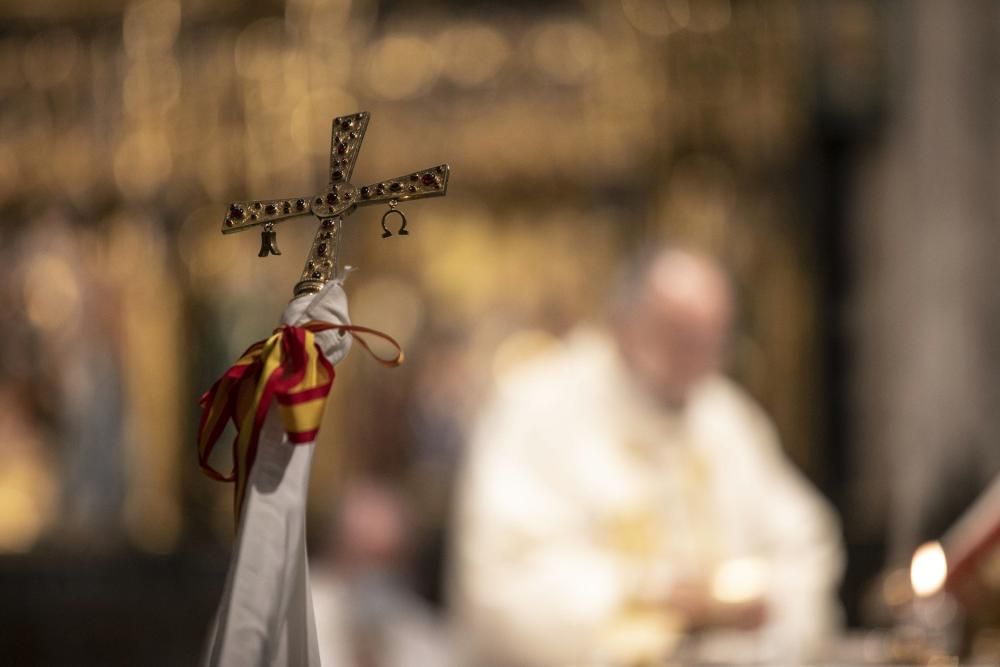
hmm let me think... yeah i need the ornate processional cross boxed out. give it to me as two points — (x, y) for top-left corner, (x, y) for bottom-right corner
(222, 111), (450, 297)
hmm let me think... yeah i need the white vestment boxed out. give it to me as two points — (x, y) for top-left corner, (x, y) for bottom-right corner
(203, 282), (353, 667)
(451, 328), (843, 666)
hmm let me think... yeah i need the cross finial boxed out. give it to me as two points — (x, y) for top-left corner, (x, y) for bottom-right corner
(222, 111), (450, 297)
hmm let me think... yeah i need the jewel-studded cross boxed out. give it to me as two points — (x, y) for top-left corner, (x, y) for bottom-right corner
(222, 111), (450, 297)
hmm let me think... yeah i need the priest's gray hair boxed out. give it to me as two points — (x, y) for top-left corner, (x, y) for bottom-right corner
(607, 246), (734, 322)
(608, 247), (664, 321)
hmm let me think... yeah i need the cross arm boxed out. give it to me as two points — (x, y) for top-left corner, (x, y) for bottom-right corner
(329, 112), (370, 185)
(222, 196), (315, 234)
(353, 164), (450, 208)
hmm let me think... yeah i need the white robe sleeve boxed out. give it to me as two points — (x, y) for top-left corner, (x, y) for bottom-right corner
(202, 281), (352, 667)
(741, 414), (845, 660)
(693, 383), (845, 663)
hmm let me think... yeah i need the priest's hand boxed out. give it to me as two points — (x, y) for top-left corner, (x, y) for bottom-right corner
(667, 578), (769, 632)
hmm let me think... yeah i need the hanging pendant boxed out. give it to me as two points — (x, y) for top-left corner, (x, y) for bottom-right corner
(258, 223), (281, 257)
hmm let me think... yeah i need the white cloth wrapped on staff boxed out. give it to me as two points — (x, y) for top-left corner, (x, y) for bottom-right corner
(202, 280), (352, 667)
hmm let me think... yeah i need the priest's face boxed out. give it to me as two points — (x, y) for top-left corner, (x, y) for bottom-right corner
(616, 252), (732, 406)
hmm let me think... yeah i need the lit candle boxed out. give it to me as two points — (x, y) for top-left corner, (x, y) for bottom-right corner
(904, 541), (961, 661)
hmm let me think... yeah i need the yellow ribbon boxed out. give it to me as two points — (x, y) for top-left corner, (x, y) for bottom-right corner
(197, 321), (402, 523)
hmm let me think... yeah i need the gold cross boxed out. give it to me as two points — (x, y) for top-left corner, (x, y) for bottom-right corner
(222, 111), (450, 297)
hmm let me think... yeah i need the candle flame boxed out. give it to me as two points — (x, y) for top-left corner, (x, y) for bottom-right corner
(910, 540), (948, 597)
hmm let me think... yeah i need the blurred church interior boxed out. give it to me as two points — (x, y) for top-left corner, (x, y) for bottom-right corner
(0, 0), (998, 664)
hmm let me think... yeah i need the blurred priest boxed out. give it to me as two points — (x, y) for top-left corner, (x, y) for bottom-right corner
(451, 248), (844, 665)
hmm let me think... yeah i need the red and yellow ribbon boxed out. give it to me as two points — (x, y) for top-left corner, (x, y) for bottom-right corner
(197, 320), (403, 523)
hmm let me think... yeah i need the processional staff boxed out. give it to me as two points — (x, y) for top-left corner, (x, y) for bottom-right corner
(198, 112), (449, 667)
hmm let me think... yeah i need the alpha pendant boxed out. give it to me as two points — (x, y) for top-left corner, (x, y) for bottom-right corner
(258, 224), (281, 257)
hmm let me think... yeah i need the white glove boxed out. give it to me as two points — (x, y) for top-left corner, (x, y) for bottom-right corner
(280, 276), (352, 364)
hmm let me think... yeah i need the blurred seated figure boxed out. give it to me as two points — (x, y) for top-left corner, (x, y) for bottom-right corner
(450, 249), (844, 665)
(311, 478), (454, 667)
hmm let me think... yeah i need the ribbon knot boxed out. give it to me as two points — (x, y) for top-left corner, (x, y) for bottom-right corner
(197, 321), (402, 522)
